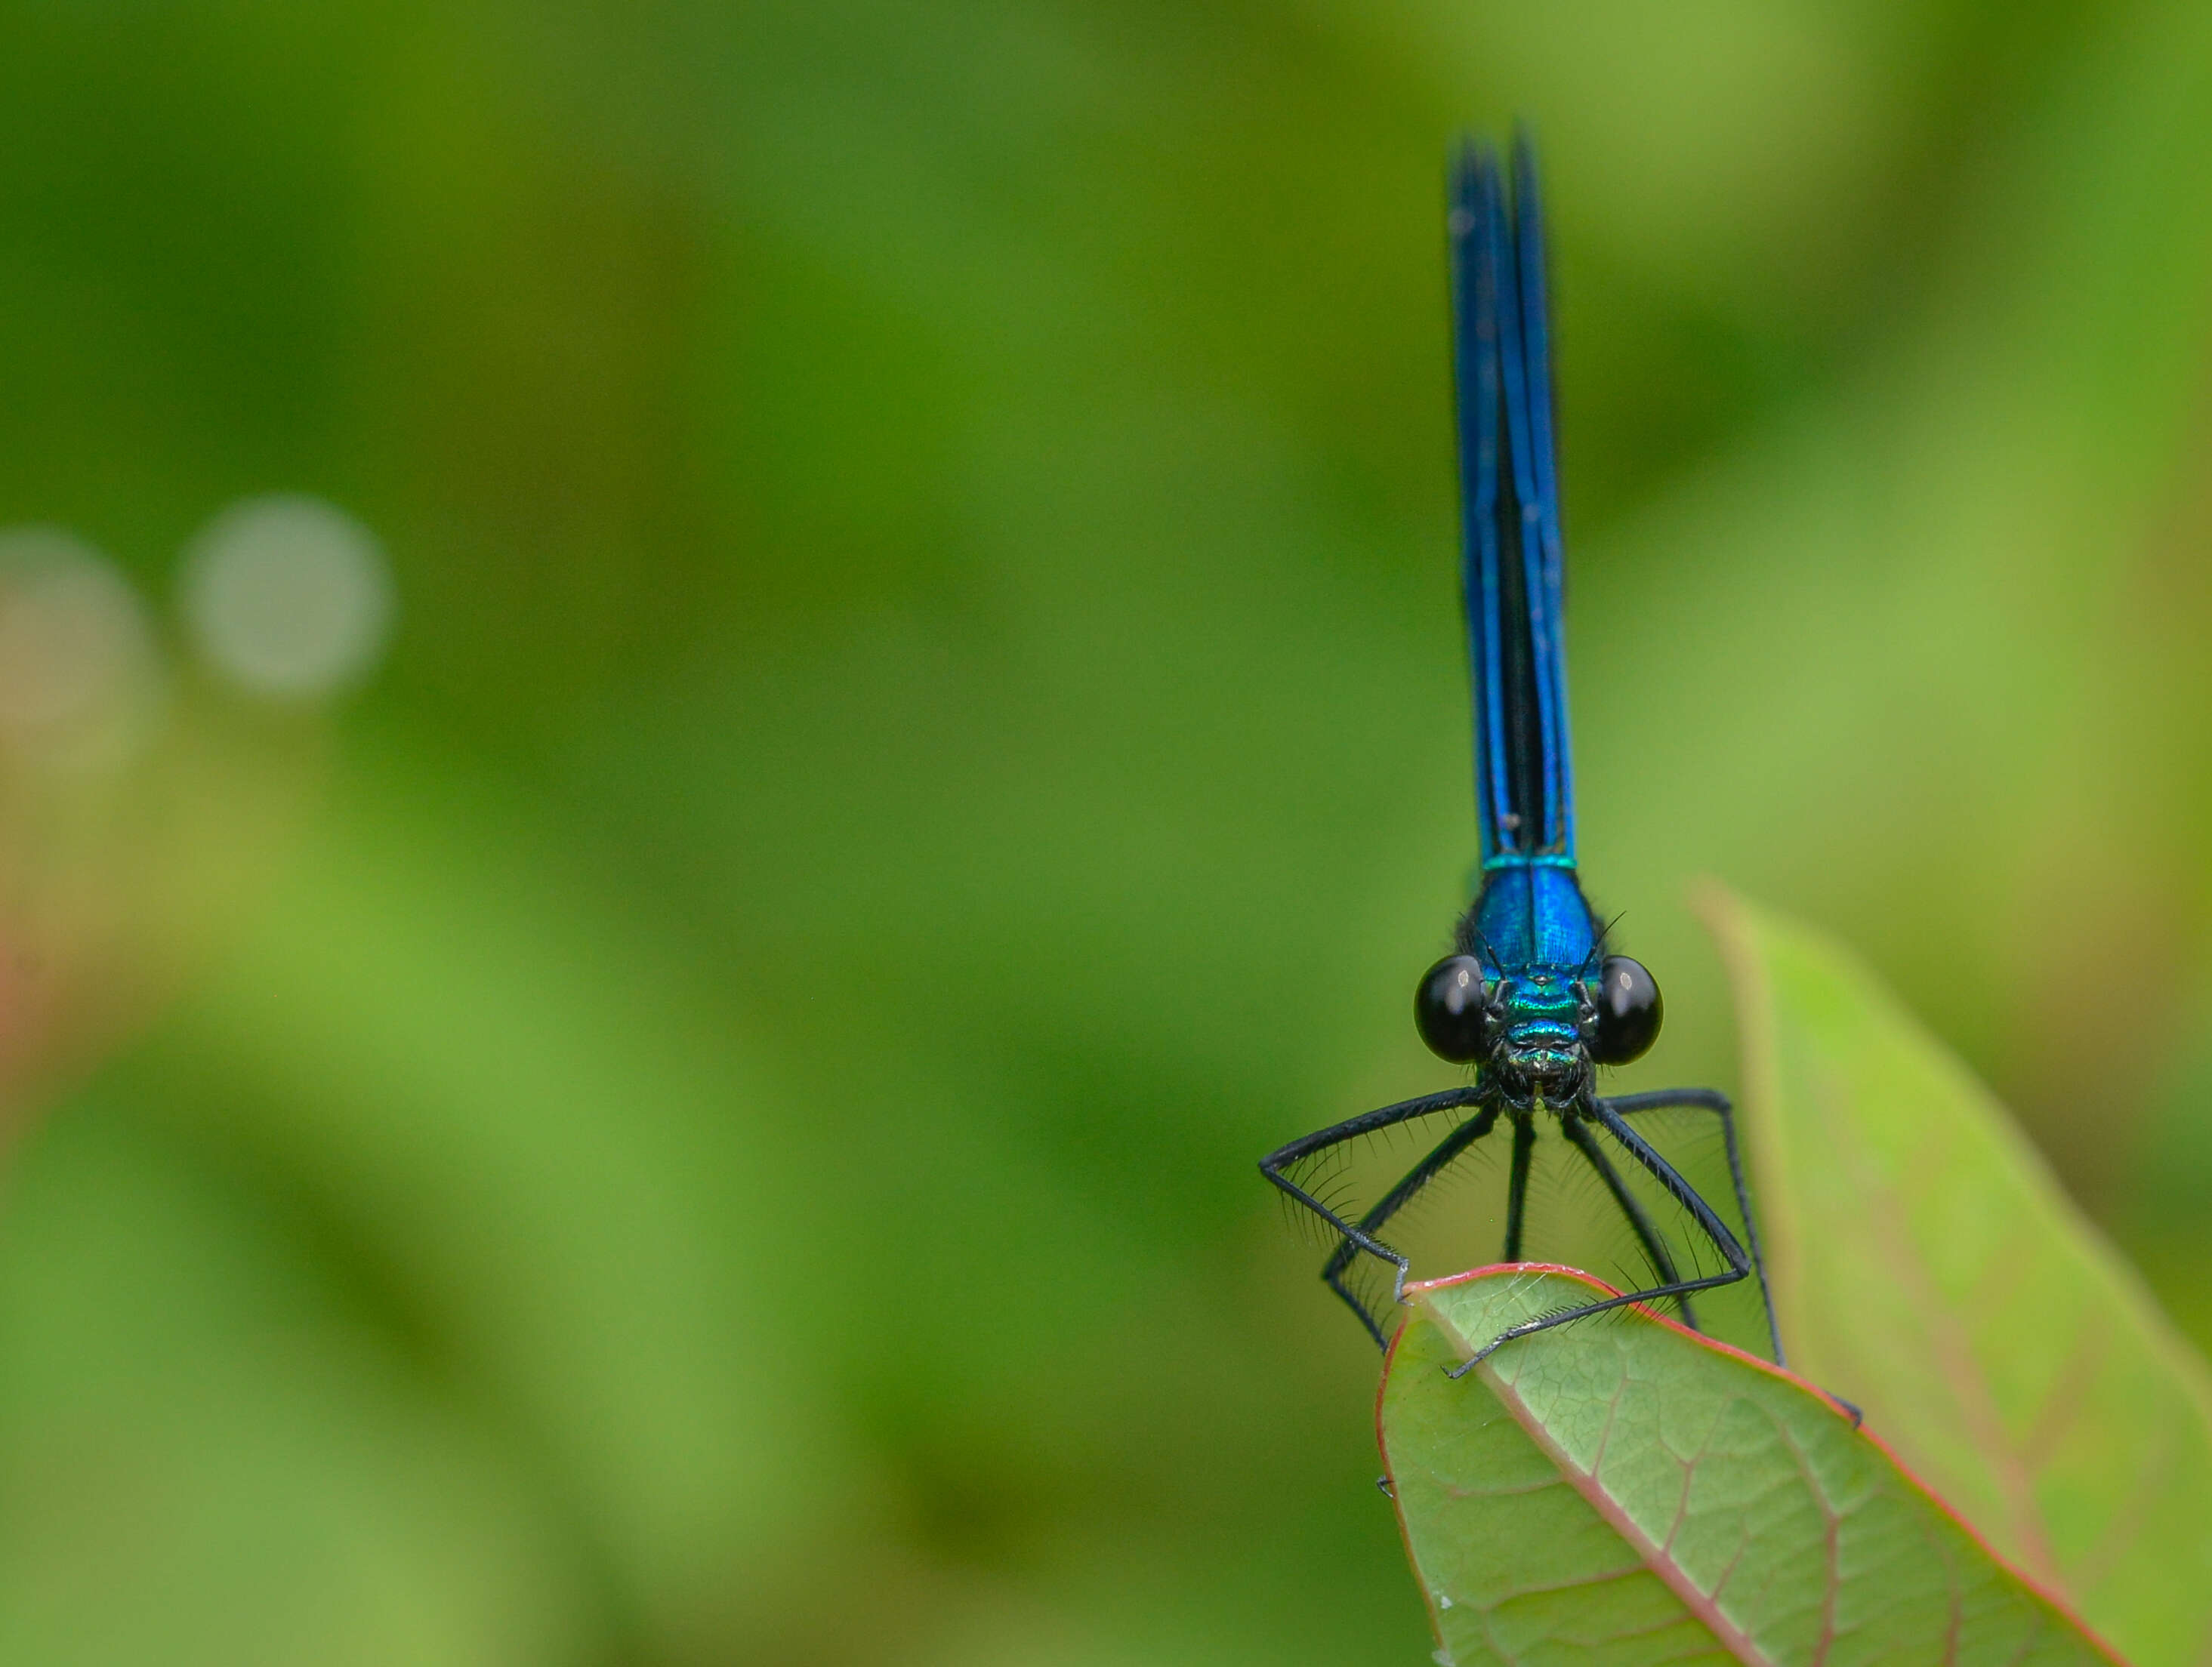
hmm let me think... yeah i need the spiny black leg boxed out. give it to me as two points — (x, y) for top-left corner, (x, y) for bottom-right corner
(1559, 1114), (1695, 1331)
(1260, 1086), (1485, 1251)
(1447, 1098), (1751, 1377)
(1320, 1105), (1501, 1346)
(1604, 1087), (1784, 1367)
(1260, 1086), (1488, 1342)
(1501, 1114), (1535, 1262)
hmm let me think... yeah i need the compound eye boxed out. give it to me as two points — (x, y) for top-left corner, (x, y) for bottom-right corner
(1415, 955), (1489, 1063)
(1588, 956), (1662, 1065)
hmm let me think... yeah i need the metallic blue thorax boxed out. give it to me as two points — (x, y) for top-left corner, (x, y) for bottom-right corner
(1452, 137), (1601, 1052)
(1470, 862), (1597, 973)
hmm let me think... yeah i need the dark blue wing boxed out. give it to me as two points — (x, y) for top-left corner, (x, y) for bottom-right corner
(1449, 134), (1575, 867)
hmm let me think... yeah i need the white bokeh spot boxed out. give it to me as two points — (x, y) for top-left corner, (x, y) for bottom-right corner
(180, 495), (394, 698)
(0, 528), (161, 768)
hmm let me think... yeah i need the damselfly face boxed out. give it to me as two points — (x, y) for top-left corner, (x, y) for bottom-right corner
(1489, 966), (1590, 1095)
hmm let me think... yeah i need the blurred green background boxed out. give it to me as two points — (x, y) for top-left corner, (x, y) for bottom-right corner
(1, 1), (2211, 1661)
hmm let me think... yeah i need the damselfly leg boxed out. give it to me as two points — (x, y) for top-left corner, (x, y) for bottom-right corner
(1279, 1103), (1501, 1348)
(1442, 1098), (1758, 1375)
(1501, 1115), (1535, 1263)
(1559, 1114), (1692, 1327)
(1259, 1086), (1487, 1341)
(1606, 1087), (1784, 1365)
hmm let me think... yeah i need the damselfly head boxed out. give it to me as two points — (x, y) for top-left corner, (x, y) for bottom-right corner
(1415, 948), (1664, 1091)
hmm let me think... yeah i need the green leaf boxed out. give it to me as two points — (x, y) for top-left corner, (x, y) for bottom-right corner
(1381, 1266), (2117, 1667)
(1706, 890), (2212, 1667)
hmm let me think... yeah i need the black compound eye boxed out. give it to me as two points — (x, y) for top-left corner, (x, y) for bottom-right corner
(1588, 955), (1662, 1065)
(1415, 955), (1490, 1064)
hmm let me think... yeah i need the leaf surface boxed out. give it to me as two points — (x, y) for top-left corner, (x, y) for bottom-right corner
(1381, 1265), (2115, 1667)
(1707, 891), (2212, 1667)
